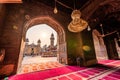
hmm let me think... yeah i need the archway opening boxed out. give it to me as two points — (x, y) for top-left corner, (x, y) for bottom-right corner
(92, 29), (108, 61)
(25, 24), (57, 57)
(17, 16), (67, 74)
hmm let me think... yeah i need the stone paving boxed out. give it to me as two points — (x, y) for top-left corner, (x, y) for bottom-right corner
(21, 56), (58, 64)
(17, 56), (64, 74)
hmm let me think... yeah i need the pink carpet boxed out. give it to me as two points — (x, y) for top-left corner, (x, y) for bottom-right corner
(58, 76), (70, 80)
(67, 74), (82, 80)
(9, 66), (85, 80)
(98, 60), (115, 64)
(8, 60), (120, 80)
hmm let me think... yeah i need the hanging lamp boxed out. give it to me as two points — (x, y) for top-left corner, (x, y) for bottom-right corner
(54, 0), (89, 32)
(54, 0), (58, 14)
(68, 10), (88, 32)
(68, 0), (88, 32)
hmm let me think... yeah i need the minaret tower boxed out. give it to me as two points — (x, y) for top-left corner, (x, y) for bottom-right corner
(37, 39), (41, 47)
(37, 39), (41, 54)
(50, 33), (55, 48)
(25, 38), (29, 45)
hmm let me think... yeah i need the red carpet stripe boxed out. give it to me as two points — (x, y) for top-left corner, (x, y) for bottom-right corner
(9, 66), (85, 80)
(82, 71), (95, 75)
(58, 76), (70, 80)
(108, 74), (120, 79)
(67, 74), (82, 80)
(76, 72), (89, 78)
(100, 76), (118, 80)
(98, 60), (115, 64)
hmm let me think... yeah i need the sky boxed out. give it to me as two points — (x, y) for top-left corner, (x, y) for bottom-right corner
(26, 24), (57, 47)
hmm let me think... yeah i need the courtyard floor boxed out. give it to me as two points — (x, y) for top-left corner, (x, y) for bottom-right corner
(17, 56), (64, 74)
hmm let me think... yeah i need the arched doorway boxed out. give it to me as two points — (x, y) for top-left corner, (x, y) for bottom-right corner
(17, 16), (67, 73)
(92, 29), (108, 60)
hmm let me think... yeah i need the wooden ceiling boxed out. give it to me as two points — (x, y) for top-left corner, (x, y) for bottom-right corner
(91, 0), (120, 33)
(23, 0), (120, 35)
(23, 0), (89, 14)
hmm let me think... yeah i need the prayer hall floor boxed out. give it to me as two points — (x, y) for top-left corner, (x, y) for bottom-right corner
(8, 59), (120, 80)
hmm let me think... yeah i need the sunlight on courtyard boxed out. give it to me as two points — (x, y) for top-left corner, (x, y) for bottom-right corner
(22, 56), (57, 64)
(17, 24), (61, 74)
(17, 56), (63, 74)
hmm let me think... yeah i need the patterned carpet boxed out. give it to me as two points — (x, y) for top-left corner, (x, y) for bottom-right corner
(19, 62), (64, 74)
(9, 60), (120, 80)
(47, 60), (120, 80)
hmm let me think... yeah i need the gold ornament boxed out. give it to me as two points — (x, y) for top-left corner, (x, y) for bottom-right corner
(68, 10), (88, 32)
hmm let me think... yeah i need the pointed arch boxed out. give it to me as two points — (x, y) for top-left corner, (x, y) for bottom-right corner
(17, 16), (67, 73)
(92, 29), (108, 60)
(23, 16), (65, 42)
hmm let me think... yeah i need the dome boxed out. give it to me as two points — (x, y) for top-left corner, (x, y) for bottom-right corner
(25, 38), (29, 42)
(71, 10), (81, 20)
(37, 39), (41, 43)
